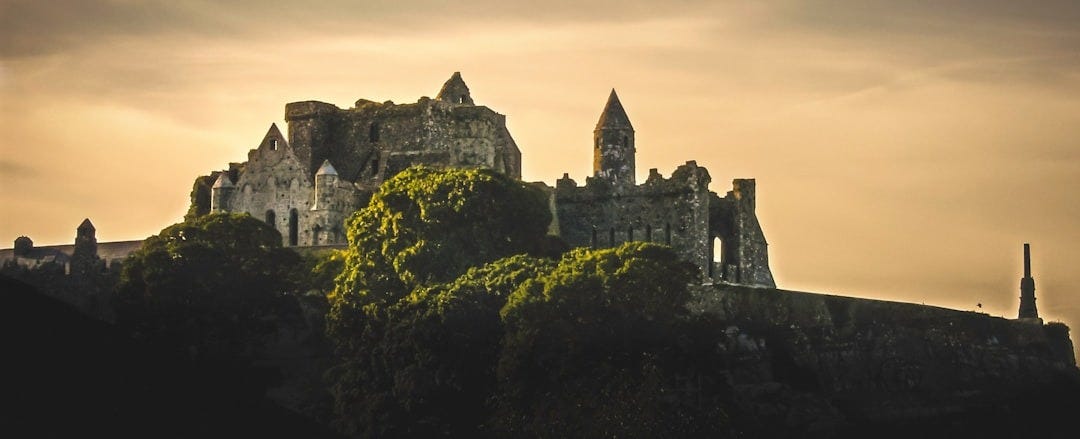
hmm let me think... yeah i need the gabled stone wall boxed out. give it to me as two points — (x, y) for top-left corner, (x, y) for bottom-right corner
(195, 73), (521, 247)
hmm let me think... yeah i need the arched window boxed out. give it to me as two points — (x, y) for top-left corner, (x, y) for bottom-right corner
(459, 95), (467, 104)
(645, 225), (652, 241)
(665, 223), (672, 245)
(265, 210), (276, 227)
(288, 208), (299, 246)
(369, 122), (380, 142)
(710, 237), (724, 280)
(591, 227), (598, 248)
(270, 139), (278, 150)
(626, 226), (633, 242)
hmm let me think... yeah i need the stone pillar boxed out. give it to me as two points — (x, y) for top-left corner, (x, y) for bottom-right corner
(1018, 243), (1040, 321)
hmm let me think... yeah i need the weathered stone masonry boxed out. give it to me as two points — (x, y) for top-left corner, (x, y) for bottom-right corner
(201, 72), (522, 248)
(179, 74), (773, 286)
(552, 90), (775, 286)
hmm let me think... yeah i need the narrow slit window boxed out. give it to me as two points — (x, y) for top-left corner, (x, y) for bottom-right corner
(288, 208), (299, 246)
(369, 123), (380, 142)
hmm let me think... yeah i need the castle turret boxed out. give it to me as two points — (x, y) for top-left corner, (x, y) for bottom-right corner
(1018, 243), (1040, 322)
(593, 89), (636, 187)
(74, 219), (97, 260)
(436, 72), (474, 105)
(210, 173), (234, 213)
(70, 219), (100, 277)
(312, 159), (338, 211)
(13, 236), (33, 257)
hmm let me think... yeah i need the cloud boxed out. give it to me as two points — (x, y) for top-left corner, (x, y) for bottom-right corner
(0, 159), (38, 179)
(0, 0), (720, 58)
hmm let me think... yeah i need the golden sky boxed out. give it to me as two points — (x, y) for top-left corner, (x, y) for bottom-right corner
(2, 1), (1078, 333)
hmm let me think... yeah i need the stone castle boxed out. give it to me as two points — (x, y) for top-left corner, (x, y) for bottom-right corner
(184, 73), (774, 286)
(191, 72), (520, 249)
(3, 74), (1074, 433)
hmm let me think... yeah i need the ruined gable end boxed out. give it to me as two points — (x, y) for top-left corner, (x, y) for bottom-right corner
(260, 123), (288, 152)
(436, 72), (475, 105)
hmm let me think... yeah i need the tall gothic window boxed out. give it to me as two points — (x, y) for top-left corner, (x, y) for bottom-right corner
(265, 210), (276, 227)
(288, 208), (299, 246)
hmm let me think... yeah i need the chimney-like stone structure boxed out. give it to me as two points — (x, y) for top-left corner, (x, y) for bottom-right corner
(1018, 243), (1040, 322)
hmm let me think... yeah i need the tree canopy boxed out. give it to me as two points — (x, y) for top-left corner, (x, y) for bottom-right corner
(327, 255), (555, 437)
(320, 167), (727, 437)
(331, 166), (554, 308)
(493, 242), (725, 437)
(324, 166), (558, 436)
(115, 213), (301, 363)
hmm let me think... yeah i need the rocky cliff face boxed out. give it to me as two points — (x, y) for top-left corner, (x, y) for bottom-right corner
(689, 284), (1080, 437)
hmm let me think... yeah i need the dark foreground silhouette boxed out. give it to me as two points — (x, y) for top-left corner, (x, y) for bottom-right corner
(0, 275), (343, 439)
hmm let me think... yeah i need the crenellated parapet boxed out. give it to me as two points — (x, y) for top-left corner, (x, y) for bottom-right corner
(554, 90), (775, 287)
(556, 161), (712, 201)
(190, 72), (521, 247)
(554, 161), (716, 281)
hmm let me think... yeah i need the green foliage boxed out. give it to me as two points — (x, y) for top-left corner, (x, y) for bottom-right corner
(116, 213), (301, 364)
(297, 248), (346, 295)
(322, 167), (729, 436)
(494, 242), (729, 437)
(184, 174), (214, 221)
(332, 166), (553, 308)
(324, 165), (559, 437)
(328, 255), (555, 438)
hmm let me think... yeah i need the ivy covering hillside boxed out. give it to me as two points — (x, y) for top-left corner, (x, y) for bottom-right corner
(324, 167), (731, 437)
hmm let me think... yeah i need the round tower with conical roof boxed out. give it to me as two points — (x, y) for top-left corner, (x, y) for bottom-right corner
(593, 89), (636, 187)
(312, 159), (339, 211)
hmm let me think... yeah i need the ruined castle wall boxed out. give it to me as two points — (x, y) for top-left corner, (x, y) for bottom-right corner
(554, 162), (714, 278)
(286, 98), (519, 188)
(222, 139), (362, 247)
(284, 101), (339, 177)
(210, 94), (522, 247)
(709, 179), (775, 287)
(689, 283), (1078, 426)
